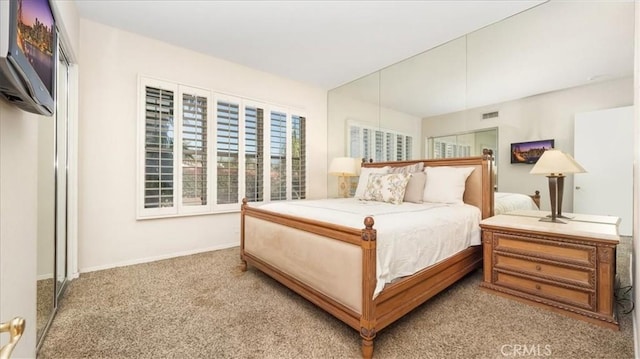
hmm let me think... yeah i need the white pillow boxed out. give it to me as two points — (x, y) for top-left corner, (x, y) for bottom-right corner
(362, 173), (411, 205)
(422, 166), (475, 204)
(354, 166), (391, 199)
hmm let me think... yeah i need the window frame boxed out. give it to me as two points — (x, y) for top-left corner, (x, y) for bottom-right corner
(178, 85), (213, 215)
(137, 76), (307, 219)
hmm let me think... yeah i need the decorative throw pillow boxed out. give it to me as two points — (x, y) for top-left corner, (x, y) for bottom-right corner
(354, 166), (391, 199)
(403, 171), (426, 203)
(362, 173), (411, 205)
(389, 162), (424, 174)
(422, 166), (475, 204)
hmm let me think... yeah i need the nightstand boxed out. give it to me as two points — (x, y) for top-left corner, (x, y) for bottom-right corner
(479, 211), (620, 330)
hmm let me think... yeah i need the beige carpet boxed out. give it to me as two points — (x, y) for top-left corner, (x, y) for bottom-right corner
(39, 238), (634, 359)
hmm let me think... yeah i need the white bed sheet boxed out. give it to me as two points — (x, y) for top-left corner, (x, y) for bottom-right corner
(255, 199), (481, 297)
(494, 192), (539, 215)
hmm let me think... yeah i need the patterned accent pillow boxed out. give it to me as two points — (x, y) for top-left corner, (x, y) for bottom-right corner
(362, 173), (412, 205)
(354, 166), (391, 199)
(389, 162), (424, 174)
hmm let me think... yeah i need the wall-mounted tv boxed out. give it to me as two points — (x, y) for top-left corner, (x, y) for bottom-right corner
(510, 139), (554, 164)
(0, 0), (56, 116)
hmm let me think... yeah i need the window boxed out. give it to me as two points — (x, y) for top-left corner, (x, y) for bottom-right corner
(270, 111), (287, 201)
(138, 77), (307, 218)
(291, 115), (306, 200)
(182, 93), (208, 207)
(142, 82), (176, 215)
(245, 106), (264, 202)
(347, 120), (414, 162)
(428, 129), (497, 160)
(216, 100), (240, 205)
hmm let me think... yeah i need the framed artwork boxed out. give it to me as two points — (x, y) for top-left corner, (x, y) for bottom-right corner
(510, 139), (554, 164)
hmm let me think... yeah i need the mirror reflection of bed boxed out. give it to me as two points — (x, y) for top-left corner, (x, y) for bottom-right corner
(494, 190), (540, 215)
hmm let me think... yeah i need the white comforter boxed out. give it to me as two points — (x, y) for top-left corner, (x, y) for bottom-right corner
(256, 199), (481, 297)
(494, 192), (539, 215)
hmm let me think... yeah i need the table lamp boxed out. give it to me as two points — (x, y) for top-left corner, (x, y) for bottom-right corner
(530, 149), (586, 223)
(329, 157), (359, 198)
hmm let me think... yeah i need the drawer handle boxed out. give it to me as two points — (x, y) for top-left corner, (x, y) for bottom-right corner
(535, 284), (541, 290)
(535, 265), (542, 271)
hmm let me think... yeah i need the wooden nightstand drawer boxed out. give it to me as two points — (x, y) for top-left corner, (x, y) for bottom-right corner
(495, 271), (595, 310)
(481, 214), (619, 329)
(494, 253), (594, 288)
(494, 233), (595, 266)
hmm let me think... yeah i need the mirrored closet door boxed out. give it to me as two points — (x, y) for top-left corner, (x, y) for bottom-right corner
(36, 40), (71, 351)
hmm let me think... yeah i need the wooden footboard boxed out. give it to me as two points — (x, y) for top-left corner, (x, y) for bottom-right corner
(240, 155), (492, 358)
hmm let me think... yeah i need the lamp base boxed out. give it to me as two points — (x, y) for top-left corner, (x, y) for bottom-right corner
(546, 214), (574, 220)
(539, 217), (567, 224)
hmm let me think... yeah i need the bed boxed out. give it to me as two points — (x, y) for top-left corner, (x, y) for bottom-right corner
(240, 155), (493, 358)
(494, 190), (540, 214)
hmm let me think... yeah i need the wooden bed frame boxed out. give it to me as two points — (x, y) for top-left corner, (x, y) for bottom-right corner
(530, 190), (541, 208)
(240, 154), (494, 358)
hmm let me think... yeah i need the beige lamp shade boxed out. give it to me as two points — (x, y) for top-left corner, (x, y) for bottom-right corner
(329, 157), (358, 176)
(529, 149), (586, 175)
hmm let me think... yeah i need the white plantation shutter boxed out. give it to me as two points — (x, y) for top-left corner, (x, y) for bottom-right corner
(349, 126), (361, 159)
(374, 130), (384, 162)
(216, 100), (240, 205)
(362, 128), (371, 161)
(291, 115), (306, 200)
(385, 133), (394, 161)
(270, 111), (287, 201)
(143, 85), (176, 210)
(181, 93), (208, 207)
(396, 134), (404, 160)
(405, 136), (413, 160)
(245, 106), (264, 202)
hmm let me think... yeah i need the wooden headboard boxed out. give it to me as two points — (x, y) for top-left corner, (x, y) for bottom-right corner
(362, 154), (495, 219)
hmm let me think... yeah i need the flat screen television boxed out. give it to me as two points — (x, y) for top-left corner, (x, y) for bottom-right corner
(0, 0), (56, 116)
(510, 139), (554, 164)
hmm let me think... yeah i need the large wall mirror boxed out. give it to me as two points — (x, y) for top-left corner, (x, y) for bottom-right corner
(328, 2), (634, 206)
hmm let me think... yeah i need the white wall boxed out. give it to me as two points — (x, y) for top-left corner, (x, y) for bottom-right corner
(422, 77), (633, 212)
(77, 20), (327, 272)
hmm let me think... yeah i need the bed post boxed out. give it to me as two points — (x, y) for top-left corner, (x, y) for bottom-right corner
(240, 198), (248, 272)
(360, 216), (377, 359)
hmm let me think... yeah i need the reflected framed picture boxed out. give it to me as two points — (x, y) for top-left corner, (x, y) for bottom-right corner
(510, 139), (554, 164)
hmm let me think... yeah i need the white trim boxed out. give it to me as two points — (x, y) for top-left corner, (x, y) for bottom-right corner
(67, 63), (79, 279)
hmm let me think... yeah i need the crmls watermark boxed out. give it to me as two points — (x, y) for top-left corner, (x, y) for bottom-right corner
(500, 344), (552, 357)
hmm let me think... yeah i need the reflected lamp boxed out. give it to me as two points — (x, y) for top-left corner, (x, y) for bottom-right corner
(530, 149), (586, 223)
(329, 157), (359, 198)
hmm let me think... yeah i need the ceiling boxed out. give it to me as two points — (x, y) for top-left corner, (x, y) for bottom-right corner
(73, 0), (545, 90)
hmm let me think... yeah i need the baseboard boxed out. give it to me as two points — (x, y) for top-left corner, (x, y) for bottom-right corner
(79, 242), (238, 274)
(37, 273), (54, 281)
